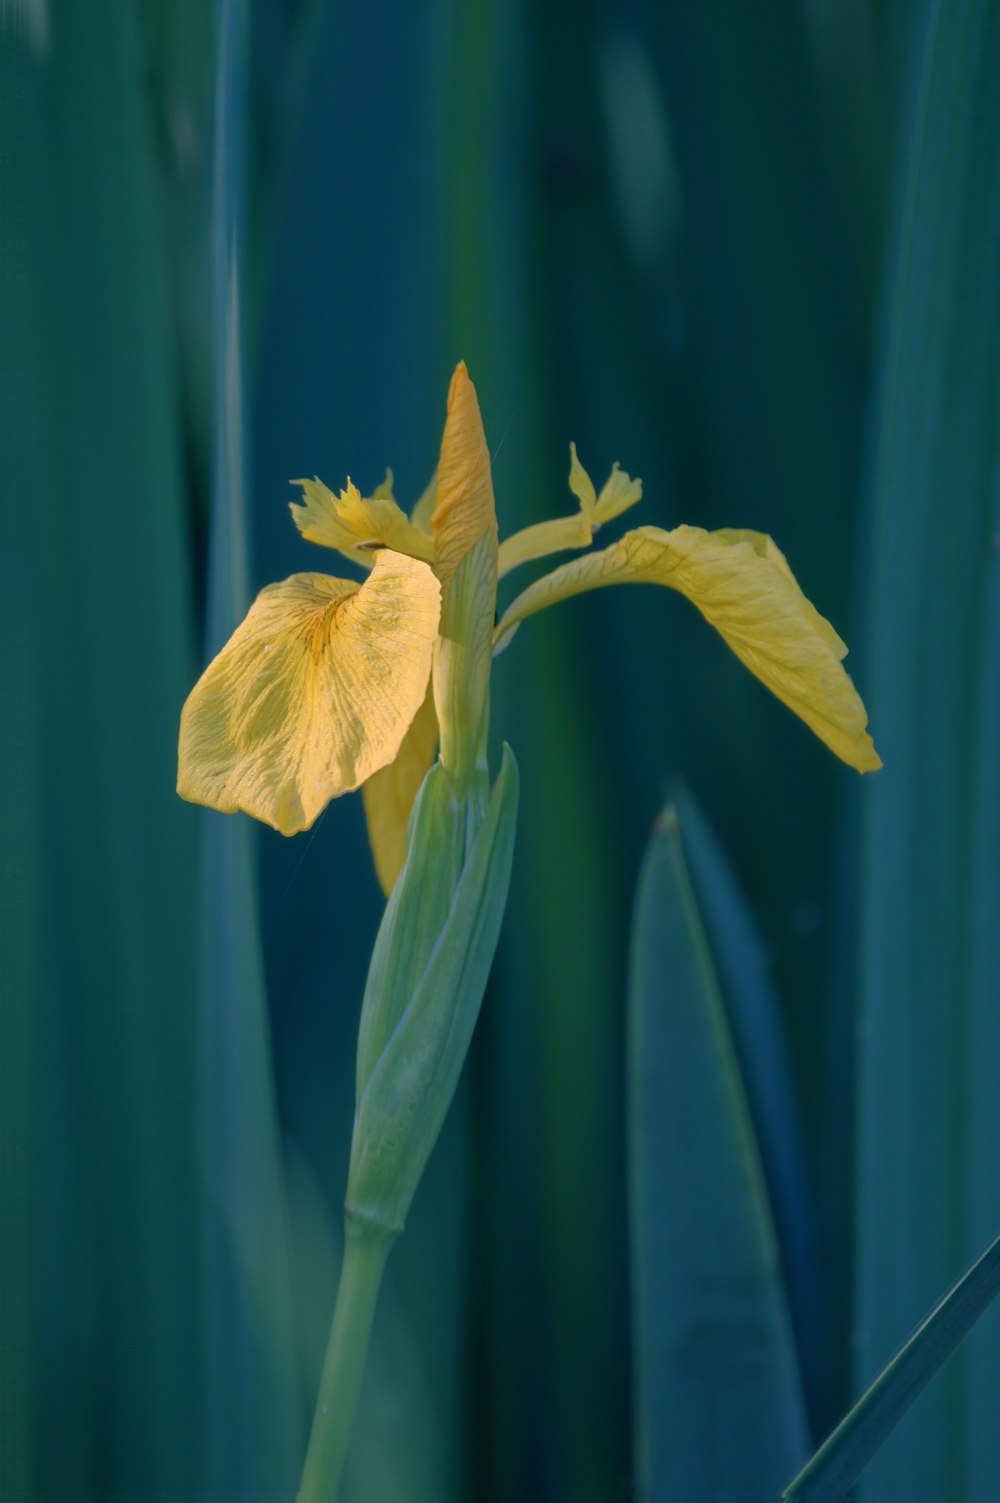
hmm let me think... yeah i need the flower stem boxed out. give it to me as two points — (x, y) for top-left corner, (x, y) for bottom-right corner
(297, 1217), (396, 1502)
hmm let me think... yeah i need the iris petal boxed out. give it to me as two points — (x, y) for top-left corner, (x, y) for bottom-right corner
(497, 445), (642, 578)
(291, 477), (435, 568)
(495, 524), (881, 772)
(431, 362), (497, 584)
(178, 551), (442, 833)
(362, 687), (439, 895)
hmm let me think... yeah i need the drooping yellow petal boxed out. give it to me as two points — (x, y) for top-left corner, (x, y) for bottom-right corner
(497, 444), (643, 578)
(430, 362), (497, 585)
(290, 477), (436, 568)
(178, 551), (442, 834)
(712, 529), (847, 656)
(362, 686), (439, 895)
(494, 524), (881, 772)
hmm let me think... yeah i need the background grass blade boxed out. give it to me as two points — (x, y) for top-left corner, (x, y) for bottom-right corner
(784, 1229), (1000, 1503)
(193, 0), (301, 1488)
(629, 807), (808, 1502)
(854, 0), (1000, 1496)
(4, 6), (204, 1490)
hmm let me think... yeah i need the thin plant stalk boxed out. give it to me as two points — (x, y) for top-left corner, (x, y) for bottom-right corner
(297, 1220), (396, 1501)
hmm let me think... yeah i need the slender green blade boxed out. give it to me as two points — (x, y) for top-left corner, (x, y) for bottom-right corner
(628, 807), (808, 1502)
(784, 1229), (1000, 1502)
(192, 0), (301, 1487)
(854, 0), (1000, 1496)
(3, 5), (202, 1489)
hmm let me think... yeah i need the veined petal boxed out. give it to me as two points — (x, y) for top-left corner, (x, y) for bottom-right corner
(712, 529), (847, 657)
(178, 551), (442, 834)
(291, 477), (436, 568)
(431, 362), (497, 585)
(362, 686), (439, 896)
(495, 524), (881, 772)
(497, 444), (643, 578)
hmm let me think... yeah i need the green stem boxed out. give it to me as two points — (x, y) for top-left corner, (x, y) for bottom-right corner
(297, 1218), (396, 1502)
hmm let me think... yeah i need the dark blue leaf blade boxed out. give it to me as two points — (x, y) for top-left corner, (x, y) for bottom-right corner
(629, 807), (808, 1502)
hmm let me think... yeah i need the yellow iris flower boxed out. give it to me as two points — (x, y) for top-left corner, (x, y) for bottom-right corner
(178, 363), (880, 893)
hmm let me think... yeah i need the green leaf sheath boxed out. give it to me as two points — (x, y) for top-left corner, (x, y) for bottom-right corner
(299, 750), (518, 1499)
(348, 749), (519, 1235)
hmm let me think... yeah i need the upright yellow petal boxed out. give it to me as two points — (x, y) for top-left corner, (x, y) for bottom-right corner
(178, 551), (442, 834)
(431, 362), (497, 585)
(494, 524), (881, 772)
(567, 442), (598, 522)
(371, 469), (396, 500)
(291, 477), (435, 568)
(362, 687), (439, 895)
(429, 363), (499, 789)
(593, 460), (643, 526)
(497, 444), (642, 578)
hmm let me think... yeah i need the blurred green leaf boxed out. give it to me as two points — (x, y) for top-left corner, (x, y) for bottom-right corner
(854, 0), (1000, 1496)
(193, 0), (301, 1489)
(673, 786), (822, 1430)
(784, 1228), (1000, 1503)
(628, 806), (808, 1502)
(3, 4), (202, 1489)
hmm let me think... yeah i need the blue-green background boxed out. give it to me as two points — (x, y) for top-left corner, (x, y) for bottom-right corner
(5, 0), (999, 1498)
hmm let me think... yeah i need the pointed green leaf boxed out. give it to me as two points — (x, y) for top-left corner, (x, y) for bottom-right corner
(629, 807), (808, 1503)
(673, 787), (821, 1421)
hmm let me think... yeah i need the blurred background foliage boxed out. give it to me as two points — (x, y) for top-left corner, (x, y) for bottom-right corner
(4, 0), (998, 1498)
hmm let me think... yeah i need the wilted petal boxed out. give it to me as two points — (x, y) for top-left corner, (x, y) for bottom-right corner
(362, 687), (439, 896)
(291, 477), (435, 568)
(431, 362), (497, 585)
(178, 551), (442, 833)
(495, 524), (880, 772)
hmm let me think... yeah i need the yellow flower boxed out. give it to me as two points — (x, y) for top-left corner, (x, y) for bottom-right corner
(178, 362), (498, 890)
(178, 363), (880, 895)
